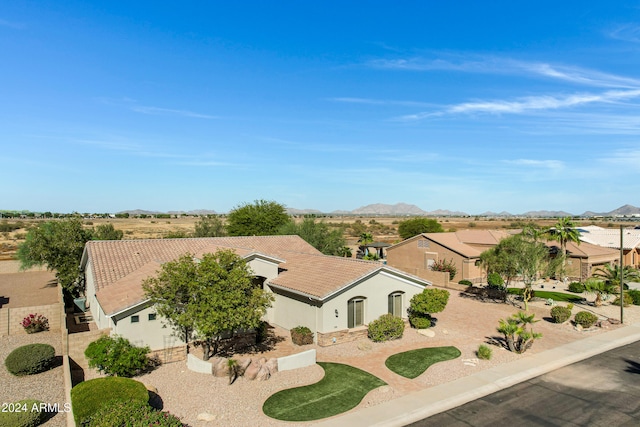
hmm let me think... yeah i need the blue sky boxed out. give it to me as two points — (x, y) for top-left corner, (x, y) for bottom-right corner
(2, 1), (640, 215)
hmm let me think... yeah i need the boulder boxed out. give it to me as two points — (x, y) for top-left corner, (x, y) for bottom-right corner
(265, 358), (278, 374)
(237, 358), (252, 376)
(213, 358), (229, 377)
(244, 360), (260, 380)
(256, 364), (271, 381)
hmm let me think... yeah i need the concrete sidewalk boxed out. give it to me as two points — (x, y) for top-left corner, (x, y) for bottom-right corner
(313, 322), (640, 427)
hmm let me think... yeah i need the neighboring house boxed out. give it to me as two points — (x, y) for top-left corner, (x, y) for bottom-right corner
(576, 226), (640, 269)
(80, 235), (431, 355)
(386, 230), (621, 285)
(386, 230), (514, 285)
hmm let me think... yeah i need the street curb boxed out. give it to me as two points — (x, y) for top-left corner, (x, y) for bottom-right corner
(312, 322), (640, 427)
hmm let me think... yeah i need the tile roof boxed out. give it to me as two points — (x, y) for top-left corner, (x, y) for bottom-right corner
(83, 236), (425, 315)
(576, 227), (640, 250)
(420, 230), (513, 258)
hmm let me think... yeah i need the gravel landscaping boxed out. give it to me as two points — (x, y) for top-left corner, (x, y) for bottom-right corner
(0, 331), (67, 427)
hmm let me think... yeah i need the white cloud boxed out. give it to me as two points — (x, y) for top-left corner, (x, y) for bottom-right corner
(504, 159), (565, 171)
(129, 105), (219, 119)
(608, 24), (640, 43)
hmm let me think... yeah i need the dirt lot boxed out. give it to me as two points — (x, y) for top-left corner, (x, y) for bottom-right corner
(0, 269), (58, 308)
(1, 215), (631, 261)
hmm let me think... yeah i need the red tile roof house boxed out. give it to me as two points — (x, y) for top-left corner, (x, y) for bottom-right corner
(80, 235), (431, 358)
(386, 230), (620, 286)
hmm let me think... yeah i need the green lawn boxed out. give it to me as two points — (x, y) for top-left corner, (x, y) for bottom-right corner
(262, 362), (386, 421)
(507, 288), (583, 303)
(385, 346), (461, 379)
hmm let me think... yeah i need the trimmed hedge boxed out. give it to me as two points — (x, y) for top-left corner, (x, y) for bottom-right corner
(0, 399), (45, 427)
(71, 377), (149, 425)
(408, 315), (431, 329)
(85, 335), (151, 377)
(574, 311), (598, 328)
(458, 280), (473, 286)
(5, 344), (56, 376)
(290, 326), (314, 345)
(368, 314), (405, 342)
(550, 306), (571, 323)
(86, 400), (183, 427)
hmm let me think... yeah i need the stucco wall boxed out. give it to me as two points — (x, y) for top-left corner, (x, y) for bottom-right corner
(247, 258), (279, 280)
(111, 304), (185, 351)
(271, 290), (318, 332)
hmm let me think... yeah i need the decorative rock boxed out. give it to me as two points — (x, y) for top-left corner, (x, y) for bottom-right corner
(574, 324), (583, 332)
(256, 364), (271, 381)
(197, 413), (216, 422)
(244, 360), (260, 380)
(265, 358), (278, 374)
(357, 341), (372, 351)
(143, 383), (158, 394)
(213, 358), (229, 377)
(237, 358), (252, 376)
(609, 318), (621, 325)
(417, 329), (435, 337)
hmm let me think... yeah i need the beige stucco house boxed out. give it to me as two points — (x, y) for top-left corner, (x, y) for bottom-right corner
(386, 230), (621, 285)
(80, 235), (431, 353)
(576, 226), (640, 269)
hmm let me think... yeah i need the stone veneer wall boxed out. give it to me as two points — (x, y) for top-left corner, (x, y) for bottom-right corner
(150, 345), (187, 364)
(317, 326), (369, 346)
(0, 302), (63, 336)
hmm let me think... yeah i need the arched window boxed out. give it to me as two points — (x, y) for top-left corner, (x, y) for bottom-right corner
(347, 297), (366, 328)
(388, 292), (404, 317)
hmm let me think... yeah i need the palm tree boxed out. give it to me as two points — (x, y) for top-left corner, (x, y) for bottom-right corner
(358, 232), (374, 256)
(546, 217), (581, 264)
(593, 263), (640, 291)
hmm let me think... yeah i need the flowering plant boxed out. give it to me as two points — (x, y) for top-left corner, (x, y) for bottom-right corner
(21, 313), (49, 333)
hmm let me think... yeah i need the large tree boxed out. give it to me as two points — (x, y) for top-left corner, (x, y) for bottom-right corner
(142, 249), (273, 360)
(92, 223), (124, 240)
(226, 200), (290, 236)
(397, 218), (444, 240)
(278, 218), (346, 255)
(193, 216), (226, 237)
(17, 218), (92, 294)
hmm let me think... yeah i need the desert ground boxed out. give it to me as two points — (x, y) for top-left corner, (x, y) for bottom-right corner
(1, 215), (634, 261)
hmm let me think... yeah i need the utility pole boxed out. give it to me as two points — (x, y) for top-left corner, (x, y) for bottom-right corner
(620, 225), (624, 324)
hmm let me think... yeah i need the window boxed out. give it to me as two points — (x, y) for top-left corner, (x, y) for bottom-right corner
(148, 313), (157, 321)
(131, 315), (139, 323)
(347, 298), (365, 328)
(388, 292), (403, 317)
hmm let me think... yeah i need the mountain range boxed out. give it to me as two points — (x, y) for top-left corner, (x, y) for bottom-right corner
(120, 203), (640, 217)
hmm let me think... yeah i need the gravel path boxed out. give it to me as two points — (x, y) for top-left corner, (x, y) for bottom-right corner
(0, 331), (67, 427)
(133, 291), (640, 427)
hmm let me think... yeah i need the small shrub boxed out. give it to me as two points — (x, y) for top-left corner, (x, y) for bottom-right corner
(408, 315), (432, 329)
(477, 344), (492, 360)
(628, 289), (640, 306)
(290, 326), (313, 345)
(71, 377), (149, 425)
(255, 321), (268, 343)
(409, 288), (450, 318)
(487, 272), (504, 288)
(574, 311), (598, 328)
(458, 280), (473, 286)
(568, 282), (585, 293)
(0, 399), (46, 427)
(612, 292), (634, 307)
(86, 400), (183, 427)
(567, 303), (574, 311)
(85, 335), (151, 377)
(368, 314), (405, 342)
(550, 306), (571, 323)
(21, 314), (49, 334)
(5, 344), (56, 376)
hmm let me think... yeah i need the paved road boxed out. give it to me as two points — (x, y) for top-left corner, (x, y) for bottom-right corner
(408, 340), (640, 427)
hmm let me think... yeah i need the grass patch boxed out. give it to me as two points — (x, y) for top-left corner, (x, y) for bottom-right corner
(507, 288), (583, 303)
(262, 362), (386, 421)
(385, 346), (461, 379)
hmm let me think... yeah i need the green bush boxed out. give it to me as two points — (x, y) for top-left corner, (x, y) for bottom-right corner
(71, 377), (149, 425)
(5, 344), (55, 376)
(628, 289), (640, 305)
(487, 272), (504, 288)
(477, 344), (492, 360)
(86, 400), (183, 427)
(612, 292), (634, 307)
(367, 314), (405, 342)
(568, 282), (585, 293)
(574, 311), (598, 328)
(290, 326), (314, 345)
(85, 335), (151, 377)
(550, 306), (571, 323)
(458, 280), (473, 286)
(430, 258), (457, 280)
(0, 399), (45, 427)
(408, 315), (432, 329)
(409, 288), (450, 317)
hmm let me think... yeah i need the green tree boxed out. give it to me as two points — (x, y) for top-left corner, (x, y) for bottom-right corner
(143, 249), (273, 360)
(84, 335), (151, 377)
(16, 218), (92, 294)
(193, 216), (226, 237)
(92, 223), (124, 240)
(546, 217), (581, 260)
(278, 218), (346, 255)
(226, 200), (290, 236)
(397, 218), (444, 240)
(497, 311), (542, 354)
(408, 288), (450, 328)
